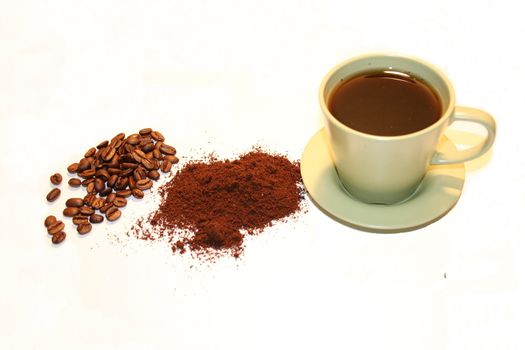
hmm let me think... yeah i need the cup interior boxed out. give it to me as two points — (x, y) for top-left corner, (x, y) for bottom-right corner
(320, 54), (455, 137)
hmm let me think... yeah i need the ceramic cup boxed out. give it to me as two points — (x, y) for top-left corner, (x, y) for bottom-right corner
(320, 53), (496, 204)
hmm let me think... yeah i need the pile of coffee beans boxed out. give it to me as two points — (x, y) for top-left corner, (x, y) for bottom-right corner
(44, 128), (178, 245)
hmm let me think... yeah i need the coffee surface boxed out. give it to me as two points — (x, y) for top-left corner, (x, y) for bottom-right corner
(328, 71), (442, 136)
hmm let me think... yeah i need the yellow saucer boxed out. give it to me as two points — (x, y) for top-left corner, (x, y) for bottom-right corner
(300, 129), (465, 232)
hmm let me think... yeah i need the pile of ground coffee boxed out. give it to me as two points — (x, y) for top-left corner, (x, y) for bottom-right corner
(133, 149), (305, 259)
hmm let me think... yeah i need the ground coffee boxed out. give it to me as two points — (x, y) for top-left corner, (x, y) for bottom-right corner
(133, 149), (305, 260)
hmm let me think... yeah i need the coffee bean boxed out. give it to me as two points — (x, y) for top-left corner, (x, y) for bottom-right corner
(134, 168), (146, 181)
(99, 187), (112, 197)
(133, 149), (147, 159)
(116, 190), (132, 198)
(151, 131), (165, 142)
(77, 223), (92, 235)
(67, 163), (79, 173)
(151, 158), (161, 170)
(84, 194), (96, 206)
(50, 173), (62, 185)
(144, 151), (154, 159)
(113, 197), (127, 208)
(84, 147), (97, 158)
(153, 149), (162, 159)
(66, 197), (84, 207)
(147, 170), (160, 181)
(154, 141), (163, 150)
(132, 188), (144, 199)
(89, 214), (104, 224)
(91, 197), (105, 209)
(121, 162), (138, 169)
(141, 143), (155, 153)
(128, 176), (136, 190)
(79, 206), (95, 215)
(127, 135), (141, 145)
(81, 178), (95, 187)
(136, 179), (153, 190)
(79, 168), (96, 178)
(51, 231), (66, 244)
(97, 140), (109, 149)
(86, 182), (96, 194)
(73, 215), (89, 225)
(106, 193), (117, 203)
(44, 215), (57, 228)
(47, 220), (65, 235)
(106, 174), (118, 188)
(63, 207), (80, 217)
(99, 202), (114, 214)
(119, 168), (133, 177)
(78, 158), (91, 172)
(68, 178), (82, 187)
(46, 188), (61, 202)
(139, 128), (152, 135)
(94, 178), (105, 193)
(159, 144), (176, 155)
(141, 158), (154, 170)
(102, 147), (116, 161)
(164, 155), (179, 164)
(111, 132), (126, 142)
(160, 159), (172, 173)
(106, 208), (121, 222)
(95, 168), (110, 181)
(107, 168), (121, 176)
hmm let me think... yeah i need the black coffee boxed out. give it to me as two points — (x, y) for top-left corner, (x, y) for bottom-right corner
(328, 71), (442, 136)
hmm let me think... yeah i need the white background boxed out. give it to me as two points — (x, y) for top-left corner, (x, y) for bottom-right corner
(1, 0), (524, 349)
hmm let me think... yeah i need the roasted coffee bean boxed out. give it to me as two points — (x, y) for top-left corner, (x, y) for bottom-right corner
(164, 155), (179, 164)
(116, 190), (132, 198)
(68, 178), (82, 187)
(51, 231), (66, 244)
(78, 158), (91, 172)
(99, 202), (114, 214)
(151, 158), (161, 170)
(145, 151), (154, 159)
(147, 170), (160, 181)
(153, 149), (162, 159)
(47, 220), (65, 235)
(127, 135), (140, 145)
(102, 147), (116, 161)
(139, 127), (152, 135)
(160, 159), (172, 173)
(121, 162), (138, 169)
(46, 188), (61, 202)
(107, 168), (121, 176)
(133, 148), (147, 159)
(44, 215), (57, 228)
(77, 223), (92, 235)
(84, 147), (96, 158)
(89, 214), (104, 224)
(141, 142), (155, 153)
(119, 168), (133, 177)
(133, 168), (146, 181)
(93, 159), (104, 169)
(111, 132), (126, 142)
(151, 130), (165, 142)
(106, 193), (117, 204)
(159, 144), (176, 155)
(79, 206), (95, 215)
(97, 140), (109, 149)
(107, 156), (120, 169)
(128, 176), (136, 190)
(141, 158), (154, 170)
(115, 177), (129, 190)
(84, 194), (96, 206)
(63, 207), (80, 217)
(154, 141), (163, 150)
(94, 178), (105, 193)
(106, 208), (121, 222)
(67, 163), (79, 173)
(86, 182), (96, 194)
(72, 215), (89, 225)
(113, 197), (127, 208)
(50, 173), (62, 185)
(81, 178), (95, 187)
(79, 168), (96, 178)
(107, 174), (118, 188)
(99, 187), (112, 197)
(91, 197), (105, 209)
(132, 188), (144, 199)
(136, 179), (153, 190)
(119, 154), (136, 163)
(95, 168), (110, 181)
(65, 198), (84, 207)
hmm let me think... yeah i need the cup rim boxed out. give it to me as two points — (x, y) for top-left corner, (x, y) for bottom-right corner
(319, 53), (456, 140)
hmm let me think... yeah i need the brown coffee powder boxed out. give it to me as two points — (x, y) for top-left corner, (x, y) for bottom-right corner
(133, 149), (305, 260)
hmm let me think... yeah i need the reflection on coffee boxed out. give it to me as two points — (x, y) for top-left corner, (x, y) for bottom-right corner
(328, 71), (442, 136)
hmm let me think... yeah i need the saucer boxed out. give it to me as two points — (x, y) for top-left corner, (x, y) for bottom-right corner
(300, 129), (465, 232)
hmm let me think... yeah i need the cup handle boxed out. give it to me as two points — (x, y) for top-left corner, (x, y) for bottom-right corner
(430, 106), (496, 165)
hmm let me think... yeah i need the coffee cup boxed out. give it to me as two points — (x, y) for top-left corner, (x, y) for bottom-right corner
(320, 53), (496, 204)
